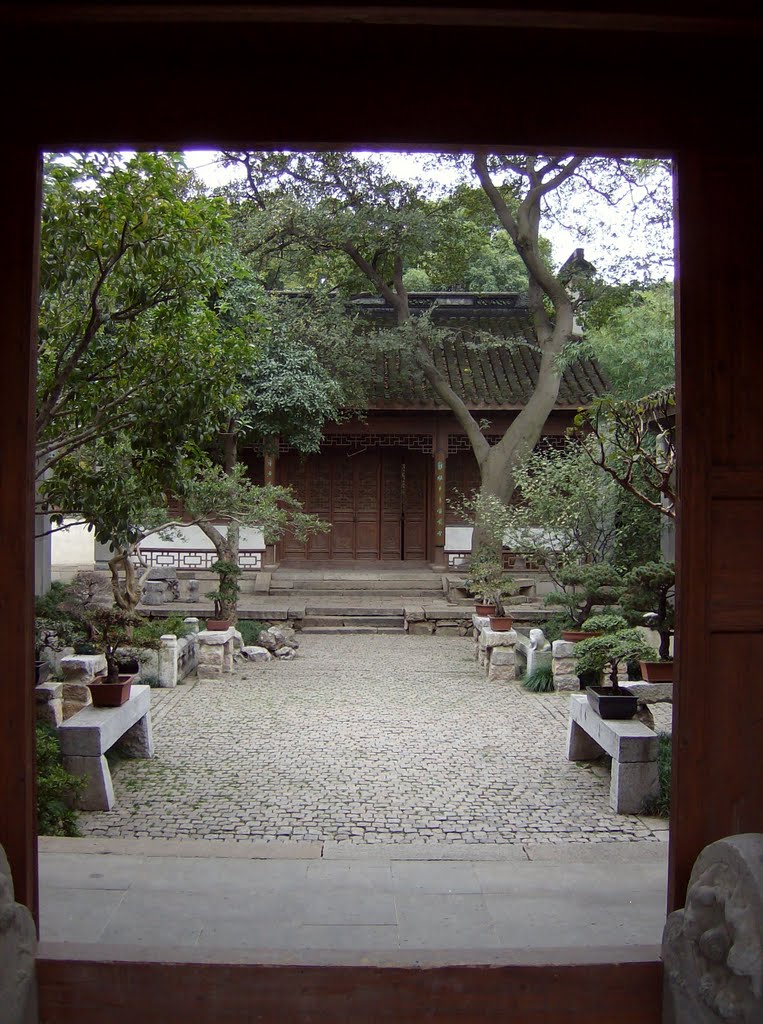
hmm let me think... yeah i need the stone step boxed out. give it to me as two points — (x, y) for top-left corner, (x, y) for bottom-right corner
(301, 625), (405, 635)
(302, 615), (405, 629)
(271, 579), (443, 592)
(304, 606), (405, 616)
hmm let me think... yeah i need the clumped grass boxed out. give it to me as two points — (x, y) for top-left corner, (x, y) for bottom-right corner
(522, 663), (555, 693)
(642, 732), (672, 817)
(36, 722), (83, 836)
(237, 620), (269, 646)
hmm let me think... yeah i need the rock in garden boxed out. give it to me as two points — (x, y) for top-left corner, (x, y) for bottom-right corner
(274, 646), (296, 659)
(257, 631), (278, 652)
(240, 646), (273, 662)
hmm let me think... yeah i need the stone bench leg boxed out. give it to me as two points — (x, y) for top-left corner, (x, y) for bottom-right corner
(223, 638), (234, 673)
(63, 754), (115, 811)
(487, 648), (516, 682)
(610, 760), (659, 814)
(566, 718), (604, 761)
(197, 645), (224, 679)
(114, 711), (154, 759)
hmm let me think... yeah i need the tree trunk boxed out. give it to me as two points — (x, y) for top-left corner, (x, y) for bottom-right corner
(197, 521), (240, 624)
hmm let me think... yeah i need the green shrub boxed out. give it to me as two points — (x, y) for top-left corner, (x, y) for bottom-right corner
(522, 664), (555, 693)
(237, 620), (269, 646)
(642, 733), (671, 817)
(584, 613), (629, 634)
(131, 614), (193, 647)
(36, 722), (83, 836)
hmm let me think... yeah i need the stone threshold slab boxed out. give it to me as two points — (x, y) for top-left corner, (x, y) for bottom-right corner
(40, 836), (669, 863)
(38, 940), (661, 968)
(39, 837), (323, 860)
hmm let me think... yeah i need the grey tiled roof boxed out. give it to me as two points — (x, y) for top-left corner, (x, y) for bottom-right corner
(354, 293), (609, 410)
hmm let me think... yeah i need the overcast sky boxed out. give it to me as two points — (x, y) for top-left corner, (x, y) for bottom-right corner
(184, 149), (673, 280)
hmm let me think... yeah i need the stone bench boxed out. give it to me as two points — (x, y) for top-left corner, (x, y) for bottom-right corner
(58, 684), (154, 810)
(566, 694), (659, 813)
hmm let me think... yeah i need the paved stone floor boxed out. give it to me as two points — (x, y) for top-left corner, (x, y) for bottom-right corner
(78, 634), (671, 845)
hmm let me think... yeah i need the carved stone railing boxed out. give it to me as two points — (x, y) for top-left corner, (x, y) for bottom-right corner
(663, 833), (763, 1023)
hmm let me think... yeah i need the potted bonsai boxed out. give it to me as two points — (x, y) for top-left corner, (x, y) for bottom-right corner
(574, 627), (657, 719)
(84, 607), (141, 706)
(465, 547), (501, 617)
(204, 559), (242, 630)
(465, 548), (515, 628)
(619, 561), (675, 683)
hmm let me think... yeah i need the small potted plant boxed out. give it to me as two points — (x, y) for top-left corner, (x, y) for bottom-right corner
(574, 627), (657, 719)
(465, 547), (501, 616)
(84, 607), (141, 706)
(619, 561), (675, 683)
(485, 570), (517, 631)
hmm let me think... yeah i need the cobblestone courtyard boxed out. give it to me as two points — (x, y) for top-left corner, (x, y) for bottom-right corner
(79, 633), (670, 845)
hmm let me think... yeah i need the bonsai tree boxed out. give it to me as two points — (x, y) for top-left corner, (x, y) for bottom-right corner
(574, 628), (657, 691)
(618, 560), (675, 661)
(544, 563), (623, 629)
(205, 560), (243, 622)
(582, 613), (629, 634)
(84, 607), (141, 684)
(465, 547), (515, 615)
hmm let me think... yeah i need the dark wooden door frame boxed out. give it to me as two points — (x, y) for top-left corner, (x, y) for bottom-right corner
(3, 7), (763, 1021)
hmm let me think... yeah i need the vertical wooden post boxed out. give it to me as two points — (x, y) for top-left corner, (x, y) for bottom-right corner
(432, 420), (448, 567)
(263, 449), (278, 566)
(670, 152), (763, 910)
(0, 147), (41, 922)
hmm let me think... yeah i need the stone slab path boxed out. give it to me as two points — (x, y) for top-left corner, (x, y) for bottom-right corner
(77, 634), (671, 846)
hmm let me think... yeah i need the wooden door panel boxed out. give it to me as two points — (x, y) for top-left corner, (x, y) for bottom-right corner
(354, 452), (380, 558)
(279, 453), (309, 559)
(404, 452), (428, 560)
(381, 452), (402, 559)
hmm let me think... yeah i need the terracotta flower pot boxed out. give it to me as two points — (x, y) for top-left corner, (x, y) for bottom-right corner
(639, 659), (673, 683)
(206, 619), (231, 631)
(87, 674), (134, 707)
(562, 630), (603, 643)
(474, 603), (496, 617)
(489, 615), (514, 631)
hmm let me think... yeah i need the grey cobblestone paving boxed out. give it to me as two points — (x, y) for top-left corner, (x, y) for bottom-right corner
(78, 634), (670, 845)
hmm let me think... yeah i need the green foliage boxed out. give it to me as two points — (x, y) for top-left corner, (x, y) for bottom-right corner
(583, 613), (629, 634)
(642, 733), (672, 817)
(36, 722), (83, 836)
(613, 489), (661, 567)
(619, 560), (675, 660)
(585, 283), (675, 399)
(85, 607), (141, 683)
(544, 563), (623, 628)
(38, 153), (241, 491)
(131, 614), (193, 647)
(522, 664), (555, 693)
(572, 388), (676, 521)
(236, 620), (269, 645)
(574, 628), (656, 689)
(464, 547), (515, 615)
(206, 560), (243, 618)
(35, 582), (87, 657)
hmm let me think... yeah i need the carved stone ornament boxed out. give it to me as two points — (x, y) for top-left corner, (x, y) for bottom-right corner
(663, 833), (763, 1023)
(0, 846), (37, 1024)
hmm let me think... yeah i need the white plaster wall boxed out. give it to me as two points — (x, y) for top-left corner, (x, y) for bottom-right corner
(139, 525), (266, 550)
(50, 519), (95, 582)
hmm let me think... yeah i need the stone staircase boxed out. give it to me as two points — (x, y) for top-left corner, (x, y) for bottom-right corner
(301, 606), (406, 634)
(269, 567), (445, 600)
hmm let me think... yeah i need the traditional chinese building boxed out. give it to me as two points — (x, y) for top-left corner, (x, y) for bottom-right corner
(254, 292), (609, 567)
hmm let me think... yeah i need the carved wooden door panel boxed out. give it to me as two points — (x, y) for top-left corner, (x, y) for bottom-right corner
(279, 452), (310, 559)
(306, 456), (331, 559)
(381, 452), (403, 559)
(353, 451), (381, 559)
(331, 454), (355, 557)
(403, 451), (428, 560)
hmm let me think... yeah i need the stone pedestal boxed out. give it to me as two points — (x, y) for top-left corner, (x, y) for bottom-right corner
(60, 653), (106, 718)
(196, 628), (237, 680)
(158, 634), (178, 687)
(479, 627), (518, 682)
(35, 680), (64, 728)
(552, 639), (580, 692)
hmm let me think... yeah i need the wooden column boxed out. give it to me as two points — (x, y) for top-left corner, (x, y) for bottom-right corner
(431, 421), (448, 567)
(0, 147), (41, 922)
(670, 152), (763, 910)
(263, 449), (278, 567)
